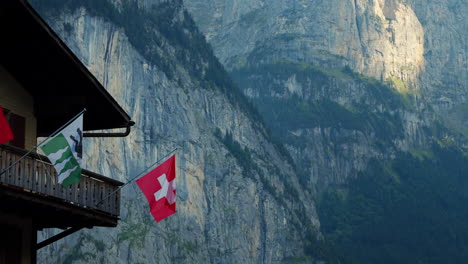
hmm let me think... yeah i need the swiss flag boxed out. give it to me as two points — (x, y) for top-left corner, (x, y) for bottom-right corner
(0, 106), (14, 145)
(136, 155), (176, 222)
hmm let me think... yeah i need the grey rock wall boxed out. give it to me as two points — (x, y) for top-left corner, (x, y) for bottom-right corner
(183, 0), (466, 188)
(184, 0), (467, 107)
(230, 62), (431, 189)
(35, 5), (320, 264)
(30, 0), (467, 262)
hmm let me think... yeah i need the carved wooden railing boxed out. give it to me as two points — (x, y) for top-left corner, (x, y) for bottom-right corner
(0, 145), (122, 216)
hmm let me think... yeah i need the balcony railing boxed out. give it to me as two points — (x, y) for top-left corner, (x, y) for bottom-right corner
(0, 144), (122, 217)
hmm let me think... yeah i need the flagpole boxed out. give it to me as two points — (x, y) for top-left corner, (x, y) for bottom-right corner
(95, 147), (179, 206)
(0, 108), (87, 176)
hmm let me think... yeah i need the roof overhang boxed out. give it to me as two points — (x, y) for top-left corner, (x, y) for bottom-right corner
(0, 0), (133, 136)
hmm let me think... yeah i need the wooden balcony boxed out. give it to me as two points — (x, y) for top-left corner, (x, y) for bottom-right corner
(0, 144), (123, 229)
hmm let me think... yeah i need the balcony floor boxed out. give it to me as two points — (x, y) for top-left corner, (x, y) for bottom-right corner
(0, 184), (119, 229)
(0, 145), (123, 230)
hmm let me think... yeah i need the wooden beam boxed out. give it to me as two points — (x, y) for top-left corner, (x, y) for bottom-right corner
(36, 226), (84, 250)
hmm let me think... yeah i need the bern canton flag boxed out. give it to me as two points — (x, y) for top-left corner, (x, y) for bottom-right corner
(136, 155), (176, 222)
(40, 114), (83, 188)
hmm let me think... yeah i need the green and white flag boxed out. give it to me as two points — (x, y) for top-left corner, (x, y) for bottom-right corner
(40, 114), (83, 188)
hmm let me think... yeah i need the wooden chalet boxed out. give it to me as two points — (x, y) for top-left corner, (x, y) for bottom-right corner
(0, 0), (135, 263)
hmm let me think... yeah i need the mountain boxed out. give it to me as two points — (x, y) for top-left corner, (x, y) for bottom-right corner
(31, 0), (327, 263)
(182, 0), (468, 263)
(184, 0), (467, 111)
(30, 0), (468, 263)
(183, 0), (467, 192)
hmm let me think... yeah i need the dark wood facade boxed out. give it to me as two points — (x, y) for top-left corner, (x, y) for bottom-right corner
(0, 0), (133, 263)
(0, 144), (124, 263)
(0, 0), (133, 135)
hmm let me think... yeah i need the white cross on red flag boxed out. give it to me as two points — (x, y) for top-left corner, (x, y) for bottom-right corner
(136, 155), (176, 222)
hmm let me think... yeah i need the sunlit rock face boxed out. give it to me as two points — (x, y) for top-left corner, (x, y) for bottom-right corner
(346, 0), (425, 92)
(184, 0), (466, 103)
(183, 0), (466, 188)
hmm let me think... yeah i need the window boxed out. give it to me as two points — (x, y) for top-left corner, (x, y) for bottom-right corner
(3, 108), (25, 149)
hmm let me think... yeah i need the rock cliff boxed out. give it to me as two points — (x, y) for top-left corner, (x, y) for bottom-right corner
(184, 0), (467, 107)
(183, 0), (468, 262)
(29, 0), (468, 262)
(184, 0), (467, 187)
(31, 0), (324, 263)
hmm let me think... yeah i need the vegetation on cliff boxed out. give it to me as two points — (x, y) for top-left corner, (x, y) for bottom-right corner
(318, 143), (468, 263)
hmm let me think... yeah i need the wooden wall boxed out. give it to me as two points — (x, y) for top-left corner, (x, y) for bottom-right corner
(0, 213), (35, 264)
(0, 65), (37, 150)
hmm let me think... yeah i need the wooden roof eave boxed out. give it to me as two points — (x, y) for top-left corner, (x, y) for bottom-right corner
(0, 0), (134, 136)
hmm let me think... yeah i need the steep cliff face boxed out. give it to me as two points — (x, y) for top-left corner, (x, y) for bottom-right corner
(230, 61), (429, 189)
(405, 0), (467, 110)
(29, 0), (467, 262)
(184, 0), (466, 187)
(183, 0), (468, 262)
(184, 0), (466, 105)
(32, 1), (324, 263)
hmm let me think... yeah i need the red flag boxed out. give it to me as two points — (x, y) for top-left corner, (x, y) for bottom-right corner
(0, 106), (14, 145)
(136, 155), (176, 222)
